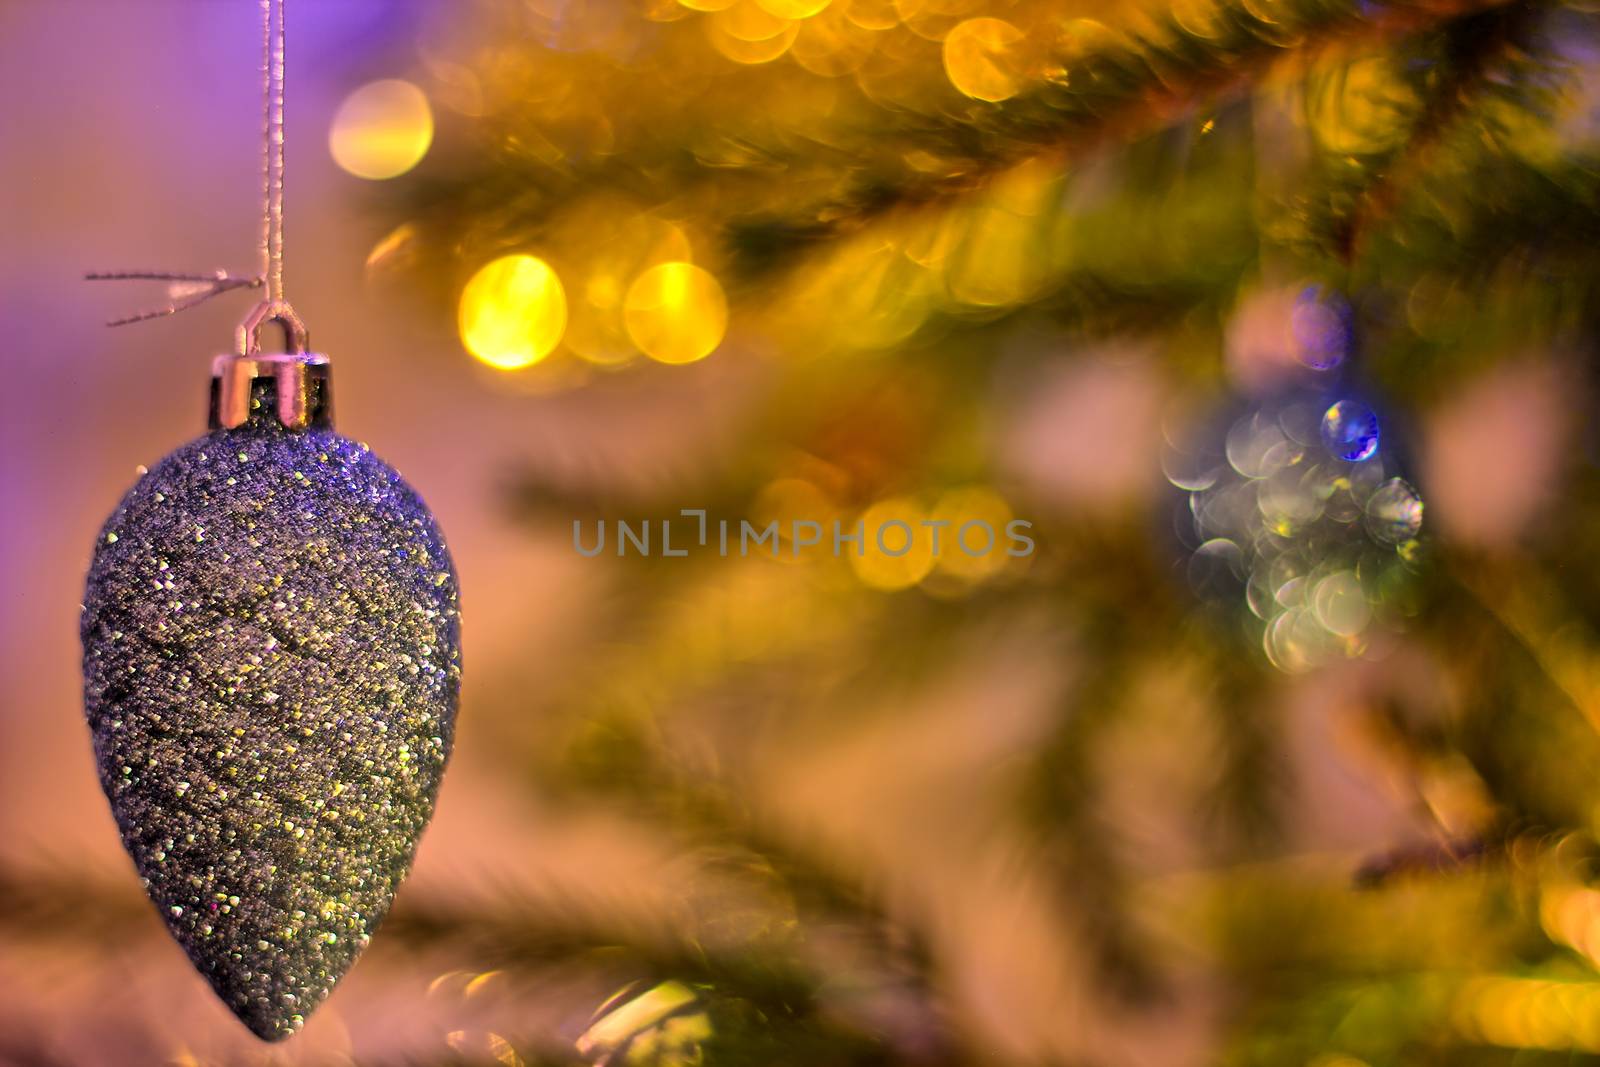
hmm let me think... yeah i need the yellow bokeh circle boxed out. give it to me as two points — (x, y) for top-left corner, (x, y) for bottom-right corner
(706, 3), (800, 62)
(942, 18), (1025, 102)
(849, 498), (937, 591)
(1307, 56), (1419, 156)
(559, 211), (692, 367)
(624, 262), (729, 364)
(932, 487), (1015, 582)
(459, 255), (568, 370)
(844, 0), (900, 30)
(718, 0), (795, 40)
(752, 478), (838, 561)
(329, 79), (434, 180)
(756, 0), (831, 20)
(710, 22), (800, 63)
(791, 8), (877, 76)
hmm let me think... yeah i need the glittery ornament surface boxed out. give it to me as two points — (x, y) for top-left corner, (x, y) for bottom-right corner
(1167, 391), (1424, 673)
(82, 413), (460, 1041)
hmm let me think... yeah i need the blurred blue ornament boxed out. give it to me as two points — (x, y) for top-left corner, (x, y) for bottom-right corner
(1167, 388), (1423, 673)
(1321, 400), (1380, 462)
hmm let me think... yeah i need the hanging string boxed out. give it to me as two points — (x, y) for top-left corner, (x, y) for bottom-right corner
(87, 0), (293, 330)
(263, 0), (286, 304)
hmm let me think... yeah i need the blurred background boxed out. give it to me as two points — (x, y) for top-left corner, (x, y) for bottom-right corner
(5, 0), (1600, 1063)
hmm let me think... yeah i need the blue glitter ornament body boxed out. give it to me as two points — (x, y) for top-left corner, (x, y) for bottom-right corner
(82, 380), (461, 1040)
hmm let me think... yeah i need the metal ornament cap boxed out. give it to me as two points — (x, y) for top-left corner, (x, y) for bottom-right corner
(81, 373), (461, 1041)
(210, 351), (332, 431)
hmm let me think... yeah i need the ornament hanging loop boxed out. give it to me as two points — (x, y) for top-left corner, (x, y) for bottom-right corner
(214, 299), (330, 432)
(237, 299), (310, 356)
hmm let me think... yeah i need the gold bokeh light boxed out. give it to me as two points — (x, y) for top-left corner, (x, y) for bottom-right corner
(707, 3), (801, 62)
(933, 487), (1015, 582)
(329, 79), (435, 180)
(459, 255), (568, 370)
(756, 0), (831, 20)
(624, 262), (729, 364)
(850, 498), (937, 591)
(942, 18), (1025, 102)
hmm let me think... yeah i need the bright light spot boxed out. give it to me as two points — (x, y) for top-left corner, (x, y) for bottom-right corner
(791, 9), (877, 76)
(459, 255), (567, 370)
(753, 478), (836, 561)
(933, 487), (1015, 583)
(1307, 56), (1418, 156)
(329, 79), (434, 181)
(707, 3), (800, 62)
(624, 262), (728, 364)
(850, 498), (936, 591)
(719, 0), (794, 39)
(554, 210), (692, 367)
(844, 0), (899, 29)
(756, 0), (830, 20)
(578, 982), (707, 1061)
(943, 18), (1025, 102)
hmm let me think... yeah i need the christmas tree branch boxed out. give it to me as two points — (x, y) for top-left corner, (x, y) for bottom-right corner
(381, 893), (821, 1010)
(1328, 0), (1546, 264)
(0, 859), (912, 1058)
(544, 706), (938, 971)
(0, 864), (155, 940)
(724, 0), (1535, 272)
(403, 0), (1525, 287)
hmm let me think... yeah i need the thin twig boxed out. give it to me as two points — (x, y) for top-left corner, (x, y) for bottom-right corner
(84, 269), (262, 327)
(1334, 1), (1538, 265)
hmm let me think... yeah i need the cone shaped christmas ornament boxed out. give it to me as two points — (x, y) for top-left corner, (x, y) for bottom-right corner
(80, 1), (460, 1042)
